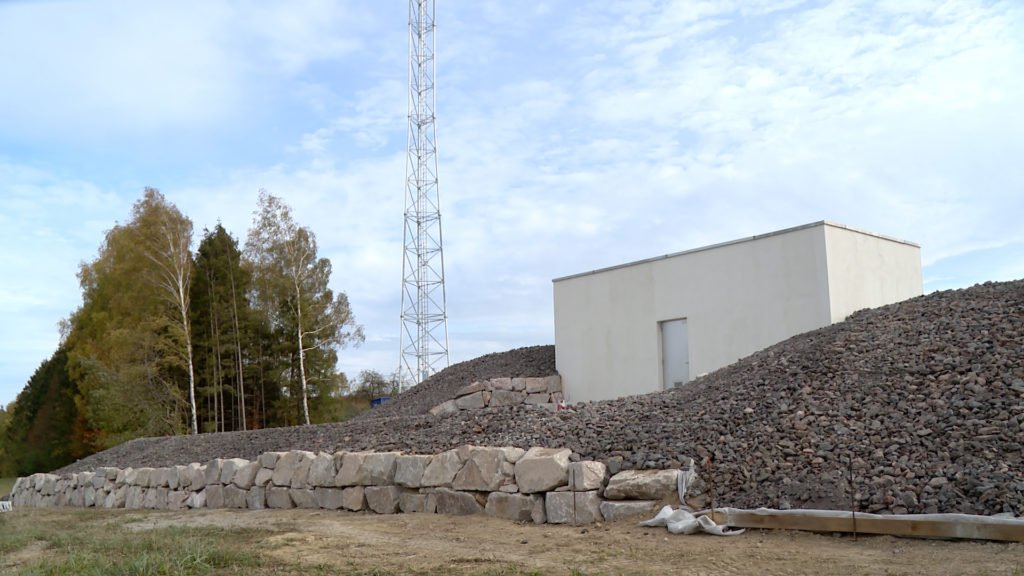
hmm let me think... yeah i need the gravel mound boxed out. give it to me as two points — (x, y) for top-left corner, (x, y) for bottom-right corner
(355, 345), (556, 419)
(53, 281), (1024, 516)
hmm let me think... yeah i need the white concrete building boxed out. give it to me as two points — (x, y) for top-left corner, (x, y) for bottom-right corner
(552, 221), (922, 403)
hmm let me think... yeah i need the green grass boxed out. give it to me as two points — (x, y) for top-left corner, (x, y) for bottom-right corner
(0, 509), (275, 575)
(0, 477), (15, 499)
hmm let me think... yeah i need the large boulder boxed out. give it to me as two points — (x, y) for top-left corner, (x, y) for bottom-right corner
(358, 452), (399, 486)
(259, 452), (284, 469)
(341, 487), (365, 511)
(599, 500), (659, 522)
(569, 461), (607, 492)
(307, 452), (337, 487)
(335, 452), (368, 487)
(271, 451), (312, 487)
(433, 488), (484, 516)
(266, 487), (294, 509)
(428, 400), (458, 417)
(421, 449), (465, 487)
(254, 467), (274, 488)
(485, 492), (545, 524)
(223, 485), (248, 509)
(219, 459), (249, 485)
(315, 488), (346, 510)
(365, 486), (403, 514)
(233, 461), (261, 490)
(167, 490), (190, 511)
(205, 484), (225, 508)
(453, 447), (506, 492)
(514, 447), (571, 493)
(202, 461), (222, 487)
(289, 452), (317, 489)
(290, 488), (318, 509)
(186, 490), (206, 509)
(603, 470), (679, 501)
(546, 491), (603, 524)
(455, 391), (489, 410)
(489, 389), (527, 407)
(395, 455), (432, 488)
(247, 487), (266, 510)
(400, 492), (430, 513)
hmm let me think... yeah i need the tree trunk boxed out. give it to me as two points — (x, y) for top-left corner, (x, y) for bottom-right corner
(296, 294), (311, 426)
(229, 268), (247, 431)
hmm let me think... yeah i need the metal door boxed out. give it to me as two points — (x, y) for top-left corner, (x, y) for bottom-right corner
(661, 319), (689, 389)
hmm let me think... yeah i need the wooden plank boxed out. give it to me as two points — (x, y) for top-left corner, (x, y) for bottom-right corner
(704, 508), (1024, 543)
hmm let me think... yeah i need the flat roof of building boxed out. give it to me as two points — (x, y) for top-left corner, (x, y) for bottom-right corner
(552, 220), (919, 283)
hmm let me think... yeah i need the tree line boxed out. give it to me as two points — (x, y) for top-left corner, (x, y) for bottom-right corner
(0, 189), (400, 477)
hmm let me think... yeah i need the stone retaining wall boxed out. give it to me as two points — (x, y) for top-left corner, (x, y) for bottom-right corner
(430, 376), (564, 416)
(10, 445), (684, 525)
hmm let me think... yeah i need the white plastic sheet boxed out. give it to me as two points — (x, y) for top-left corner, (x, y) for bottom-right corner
(640, 505), (745, 536)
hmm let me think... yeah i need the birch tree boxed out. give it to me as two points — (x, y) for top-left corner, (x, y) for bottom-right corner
(245, 191), (364, 425)
(133, 189), (199, 434)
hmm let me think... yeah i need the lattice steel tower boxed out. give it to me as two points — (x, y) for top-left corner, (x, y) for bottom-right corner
(399, 0), (449, 387)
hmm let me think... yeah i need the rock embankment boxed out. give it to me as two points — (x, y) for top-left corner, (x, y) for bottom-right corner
(54, 280), (1024, 516)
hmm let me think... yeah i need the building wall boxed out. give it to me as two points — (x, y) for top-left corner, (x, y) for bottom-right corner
(553, 222), (922, 403)
(822, 224), (923, 322)
(554, 224), (834, 403)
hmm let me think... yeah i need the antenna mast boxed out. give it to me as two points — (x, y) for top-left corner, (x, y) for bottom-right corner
(399, 0), (449, 387)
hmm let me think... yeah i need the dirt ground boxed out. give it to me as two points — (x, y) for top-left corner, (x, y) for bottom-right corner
(114, 508), (1024, 576)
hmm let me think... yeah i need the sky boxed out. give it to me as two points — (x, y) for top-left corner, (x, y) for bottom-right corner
(1, 0), (1022, 407)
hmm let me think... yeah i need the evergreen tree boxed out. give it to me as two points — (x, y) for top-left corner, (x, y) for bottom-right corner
(1, 348), (84, 476)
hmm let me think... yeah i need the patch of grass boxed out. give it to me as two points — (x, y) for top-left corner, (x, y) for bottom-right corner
(0, 509), (288, 575)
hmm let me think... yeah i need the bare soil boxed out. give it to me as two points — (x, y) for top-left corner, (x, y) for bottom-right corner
(121, 508), (1024, 575)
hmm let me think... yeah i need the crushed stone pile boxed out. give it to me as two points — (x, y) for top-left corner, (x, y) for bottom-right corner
(54, 280), (1024, 516)
(354, 345), (556, 420)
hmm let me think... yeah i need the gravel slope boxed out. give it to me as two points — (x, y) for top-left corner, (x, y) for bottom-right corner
(53, 281), (1024, 516)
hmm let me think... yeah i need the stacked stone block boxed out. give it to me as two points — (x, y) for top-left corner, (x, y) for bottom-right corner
(429, 376), (564, 416)
(9, 445), (680, 526)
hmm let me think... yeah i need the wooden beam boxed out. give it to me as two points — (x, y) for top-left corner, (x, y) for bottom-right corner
(703, 508), (1024, 543)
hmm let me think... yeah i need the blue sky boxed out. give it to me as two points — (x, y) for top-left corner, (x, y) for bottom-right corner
(1, 0), (1022, 407)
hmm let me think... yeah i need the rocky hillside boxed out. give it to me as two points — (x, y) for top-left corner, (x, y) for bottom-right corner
(53, 280), (1024, 516)
(354, 345), (556, 419)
